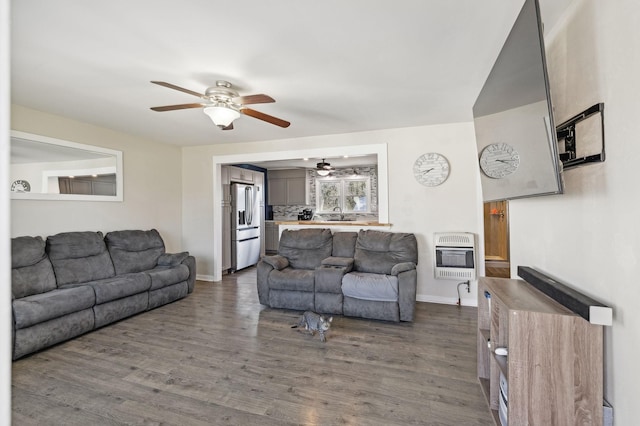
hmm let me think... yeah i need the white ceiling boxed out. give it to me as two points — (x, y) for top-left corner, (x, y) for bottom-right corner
(10, 0), (572, 147)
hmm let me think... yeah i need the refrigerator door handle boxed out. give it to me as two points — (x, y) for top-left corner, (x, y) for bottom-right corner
(245, 186), (253, 225)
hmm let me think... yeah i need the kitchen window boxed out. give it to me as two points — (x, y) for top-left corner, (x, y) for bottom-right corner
(316, 177), (371, 214)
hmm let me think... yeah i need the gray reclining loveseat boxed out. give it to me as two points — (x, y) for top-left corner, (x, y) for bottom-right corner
(257, 228), (418, 322)
(11, 229), (195, 360)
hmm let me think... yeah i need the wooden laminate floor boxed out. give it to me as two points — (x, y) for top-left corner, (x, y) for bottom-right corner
(12, 268), (493, 426)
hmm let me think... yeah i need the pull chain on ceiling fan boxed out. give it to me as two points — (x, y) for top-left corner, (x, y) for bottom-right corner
(150, 80), (290, 130)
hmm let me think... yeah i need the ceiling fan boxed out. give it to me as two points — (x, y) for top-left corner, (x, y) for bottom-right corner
(316, 159), (334, 176)
(150, 80), (290, 130)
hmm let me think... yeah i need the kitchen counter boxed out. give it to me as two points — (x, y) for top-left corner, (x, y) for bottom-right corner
(275, 220), (390, 226)
(274, 220), (392, 233)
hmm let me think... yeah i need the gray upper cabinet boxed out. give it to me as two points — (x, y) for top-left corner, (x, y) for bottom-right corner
(267, 169), (308, 206)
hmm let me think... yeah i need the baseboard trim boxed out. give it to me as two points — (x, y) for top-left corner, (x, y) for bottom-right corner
(196, 274), (215, 282)
(416, 294), (478, 307)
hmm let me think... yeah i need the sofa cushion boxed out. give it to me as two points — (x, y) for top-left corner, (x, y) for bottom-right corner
(332, 232), (358, 258)
(269, 268), (315, 292)
(13, 285), (96, 329)
(353, 230), (418, 275)
(11, 236), (57, 299)
(105, 229), (165, 275)
(146, 264), (189, 291)
(342, 272), (399, 302)
(278, 228), (333, 270)
(47, 231), (115, 285)
(82, 273), (151, 304)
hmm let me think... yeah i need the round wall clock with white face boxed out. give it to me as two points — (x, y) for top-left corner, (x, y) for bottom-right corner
(413, 153), (450, 187)
(11, 179), (31, 192)
(479, 143), (520, 179)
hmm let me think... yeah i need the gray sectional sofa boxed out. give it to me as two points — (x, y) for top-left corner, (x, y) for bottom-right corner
(11, 229), (195, 360)
(257, 228), (418, 322)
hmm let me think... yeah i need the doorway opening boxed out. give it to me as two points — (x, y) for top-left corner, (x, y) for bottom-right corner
(483, 200), (510, 278)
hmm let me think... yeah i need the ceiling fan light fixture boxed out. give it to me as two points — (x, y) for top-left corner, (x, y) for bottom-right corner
(316, 158), (334, 176)
(203, 104), (241, 128)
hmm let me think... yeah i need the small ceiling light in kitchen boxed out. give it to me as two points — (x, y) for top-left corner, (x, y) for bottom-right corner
(316, 158), (334, 176)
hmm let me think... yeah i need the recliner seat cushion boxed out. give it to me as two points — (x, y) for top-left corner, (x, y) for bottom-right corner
(47, 231), (115, 285)
(268, 268), (315, 292)
(13, 285), (96, 329)
(278, 229), (332, 270)
(342, 272), (399, 302)
(353, 230), (418, 274)
(105, 229), (165, 275)
(11, 236), (57, 299)
(81, 273), (151, 304)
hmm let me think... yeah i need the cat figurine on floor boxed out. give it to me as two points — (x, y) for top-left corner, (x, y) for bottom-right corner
(292, 311), (333, 342)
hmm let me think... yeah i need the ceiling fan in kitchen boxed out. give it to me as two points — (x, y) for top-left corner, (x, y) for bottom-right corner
(316, 159), (334, 176)
(149, 80), (290, 130)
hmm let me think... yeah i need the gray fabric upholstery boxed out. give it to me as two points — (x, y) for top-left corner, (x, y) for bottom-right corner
(13, 286), (96, 329)
(11, 228), (195, 360)
(93, 293), (149, 329)
(268, 289), (314, 311)
(256, 228), (418, 323)
(278, 228), (332, 269)
(268, 269), (315, 292)
(332, 232), (358, 257)
(315, 266), (348, 293)
(315, 292), (343, 315)
(157, 251), (189, 266)
(47, 231), (115, 285)
(149, 282), (188, 310)
(11, 236), (57, 299)
(343, 296), (400, 322)
(341, 272), (399, 302)
(261, 255), (289, 270)
(105, 229), (165, 274)
(354, 230), (418, 275)
(146, 264), (189, 291)
(321, 256), (354, 270)
(82, 273), (151, 304)
(13, 309), (95, 360)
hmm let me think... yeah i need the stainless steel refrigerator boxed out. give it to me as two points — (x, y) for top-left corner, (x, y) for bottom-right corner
(231, 182), (261, 271)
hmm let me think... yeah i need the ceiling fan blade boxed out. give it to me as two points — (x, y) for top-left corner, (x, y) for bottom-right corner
(233, 94), (275, 105)
(150, 81), (204, 98)
(241, 108), (290, 128)
(150, 103), (205, 112)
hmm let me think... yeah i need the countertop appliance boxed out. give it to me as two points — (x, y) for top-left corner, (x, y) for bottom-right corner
(298, 208), (313, 220)
(231, 183), (261, 271)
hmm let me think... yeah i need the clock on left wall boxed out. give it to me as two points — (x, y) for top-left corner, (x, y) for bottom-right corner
(11, 180), (31, 192)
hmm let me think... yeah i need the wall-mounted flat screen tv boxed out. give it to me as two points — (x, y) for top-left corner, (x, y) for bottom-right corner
(473, 0), (563, 202)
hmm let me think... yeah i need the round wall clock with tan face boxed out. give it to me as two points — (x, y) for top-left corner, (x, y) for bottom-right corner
(479, 143), (520, 179)
(413, 152), (450, 187)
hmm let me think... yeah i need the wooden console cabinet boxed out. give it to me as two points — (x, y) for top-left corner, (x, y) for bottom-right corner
(477, 277), (603, 425)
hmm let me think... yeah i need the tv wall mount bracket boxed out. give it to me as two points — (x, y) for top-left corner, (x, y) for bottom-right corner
(556, 103), (605, 170)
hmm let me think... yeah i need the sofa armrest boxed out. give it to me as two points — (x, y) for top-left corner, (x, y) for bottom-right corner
(321, 256), (354, 272)
(391, 262), (416, 276)
(157, 251), (190, 266)
(261, 255), (289, 271)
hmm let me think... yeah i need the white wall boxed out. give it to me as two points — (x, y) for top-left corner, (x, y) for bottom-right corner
(1, 0), (12, 421)
(182, 122), (483, 305)
(509, 0), (640, 421)
(10, 105), (184, 251)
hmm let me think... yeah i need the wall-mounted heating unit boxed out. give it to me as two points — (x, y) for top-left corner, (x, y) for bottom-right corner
(434, 232), (476, 280)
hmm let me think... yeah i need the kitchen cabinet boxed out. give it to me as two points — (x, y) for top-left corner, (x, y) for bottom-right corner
(477, 277), (603, 425)
(268, 169), (307, 205)
(228, 166), (254, 183)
